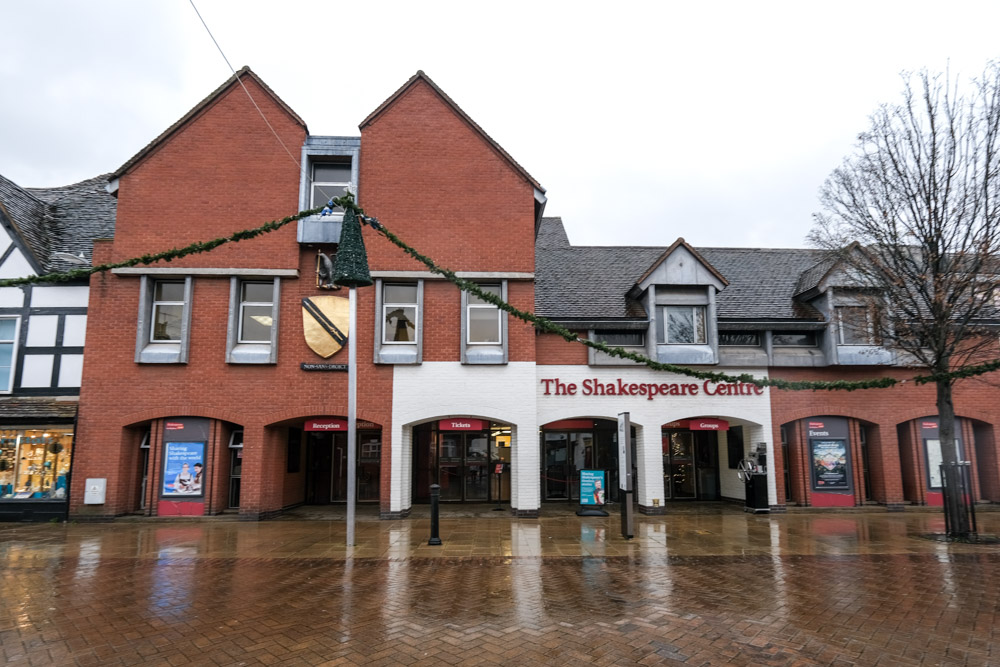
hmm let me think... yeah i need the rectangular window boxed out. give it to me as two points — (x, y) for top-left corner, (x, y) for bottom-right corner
(836, 306), (876, 345)
(226, 278), (279, 364)
(660, 306), (706, 344)
(239, 282), (274, 343)
(772, 331), (817, 347)
(0, 318), (17, 392)
(0, 427), (74, 500)
(151, 281), (185, 343)
(467, 284), (501, 344)
(383, 283), (418, 344)
(719, 331), (760, 346)
(594, 330), (645, 347)
(137, 276), (192, 364)
(311, 161), (352, 210)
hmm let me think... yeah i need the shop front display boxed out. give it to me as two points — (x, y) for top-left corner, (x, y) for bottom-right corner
(540, 419), (620, 502)
(0, 427), (74, 521)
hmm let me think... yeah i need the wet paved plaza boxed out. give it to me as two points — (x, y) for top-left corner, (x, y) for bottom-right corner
(1, 507), (998, 666)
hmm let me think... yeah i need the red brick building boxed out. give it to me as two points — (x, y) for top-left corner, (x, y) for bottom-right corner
(69, 68), (1000, 521)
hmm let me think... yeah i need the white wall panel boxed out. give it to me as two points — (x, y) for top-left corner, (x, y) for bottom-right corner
(391, 361), (538, 513)
(537, 366), (775, 506)
(20, 354), (54, 387)
(0, 287), (23, 308)
(0, 249), (35, 279)
(58, 354), (84, 387)
(30, 285), (89, 308)
(26, 315), (58, 347)
(62, 315), (87, 347)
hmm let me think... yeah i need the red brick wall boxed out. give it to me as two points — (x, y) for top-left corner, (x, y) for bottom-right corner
(771, 367), (1000, 507)
(536, 332), (588, 365)
(359, 80), (537, 274)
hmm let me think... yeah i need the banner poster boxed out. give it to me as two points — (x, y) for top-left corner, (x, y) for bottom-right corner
(925, 438), (943, 488)
(162, 441), (206, 497)
(810, 439), (850, 490)
(579, 470), (607, 506)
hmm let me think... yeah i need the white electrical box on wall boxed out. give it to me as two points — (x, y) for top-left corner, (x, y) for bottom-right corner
(83, 478), (107, 504)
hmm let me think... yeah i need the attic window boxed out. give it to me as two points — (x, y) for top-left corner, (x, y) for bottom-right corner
(310, 161), (352, 209)
(594, 331), (645, 347)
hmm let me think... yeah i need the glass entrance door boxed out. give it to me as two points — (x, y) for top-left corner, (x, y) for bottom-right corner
(544, 433), (569, 499)
(464, 434), (489, 501)
(331, 433), (348, 502)
(228, 448), (242, 508)
(663, 431), (697, 499)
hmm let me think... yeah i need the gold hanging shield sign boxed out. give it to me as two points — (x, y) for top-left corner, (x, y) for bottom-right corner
(302, 296), (349, 358)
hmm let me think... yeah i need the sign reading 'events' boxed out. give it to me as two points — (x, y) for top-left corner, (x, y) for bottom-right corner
(541, 378), (765, 400)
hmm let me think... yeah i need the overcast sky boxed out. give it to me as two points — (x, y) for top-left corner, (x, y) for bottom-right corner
(3, 1), (1000, 249)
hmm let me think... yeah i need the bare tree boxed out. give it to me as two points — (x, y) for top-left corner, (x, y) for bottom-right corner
(811, 64), (1000, 538)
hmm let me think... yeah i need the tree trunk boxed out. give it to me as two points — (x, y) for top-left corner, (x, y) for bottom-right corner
(935, 379), (972, 537)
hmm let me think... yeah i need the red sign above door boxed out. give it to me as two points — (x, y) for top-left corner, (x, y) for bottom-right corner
(439, 418), (485, 431)
(305, 419), (379, 431)
(662, 419), (730, 431)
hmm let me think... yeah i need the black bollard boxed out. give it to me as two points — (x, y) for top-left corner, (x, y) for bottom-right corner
(428, 483), (442, 545)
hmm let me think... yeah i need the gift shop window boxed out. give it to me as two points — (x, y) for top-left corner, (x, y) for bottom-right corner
(461, 282), (508, 364)
(0, 428), (74, 500)
(135, 276), (192, 363)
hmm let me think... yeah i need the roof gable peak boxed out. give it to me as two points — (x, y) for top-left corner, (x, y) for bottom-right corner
(633, 237), (729, 292)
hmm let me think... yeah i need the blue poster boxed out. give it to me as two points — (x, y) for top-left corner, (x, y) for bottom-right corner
(162, 441), (206, 496)
(579, 470), (606, 506)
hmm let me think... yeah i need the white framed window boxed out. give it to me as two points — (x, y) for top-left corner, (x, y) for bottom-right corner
(659, 306), (706, 344)
(466, 284), (501, 345)
(0, 317), (19, 392)
(151, 281), (185, 343)
(227, 278), (280, 364)
(136, 276), (192, 364)
(311, 161), (352, 210)
(238, 282), (274, 343)
(382, 283), (418, 345)
(836, 306), (877, 345)
(461, 281), (507, 364)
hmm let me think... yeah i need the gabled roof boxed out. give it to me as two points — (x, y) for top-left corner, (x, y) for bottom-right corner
(360, 70), (544, 193)
(111, 66), (307, 180)
(0, 172), (117, 274)
(0, 172), (49, 271)
(793, 242), (862, 298)
(633, 237), (730, 290)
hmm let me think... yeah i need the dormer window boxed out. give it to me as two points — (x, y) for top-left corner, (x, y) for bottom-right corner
(311, 162), (352, 210)
(658, 306), (706, 345)
(836, 306), (878, 345)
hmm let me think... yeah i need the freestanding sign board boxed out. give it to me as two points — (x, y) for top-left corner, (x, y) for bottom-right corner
(580, 470), (606, 506)
(618, 412), (634, 539)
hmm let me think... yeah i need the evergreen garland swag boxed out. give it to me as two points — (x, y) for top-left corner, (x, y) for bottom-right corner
(2, 192), (997, 391)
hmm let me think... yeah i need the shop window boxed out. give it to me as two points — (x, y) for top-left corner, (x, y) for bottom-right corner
(226, 278), (280, 364)
(0, 317), (19, 392)
(836, 306), (878, 345)
(135, 276), (192, 363)
(594, 330), (645, 347)
(374, 279), (422, 364)
(462, 282), (507, 364)
(772, 331), (817, 347)
(719, 331), (760, 346)
(657, 306), (706, 345)
(0, 428), (74, 499)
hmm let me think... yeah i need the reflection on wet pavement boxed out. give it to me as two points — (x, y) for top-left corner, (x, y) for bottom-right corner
(0, 510), (997, 665)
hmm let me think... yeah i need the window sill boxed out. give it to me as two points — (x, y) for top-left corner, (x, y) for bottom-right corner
(228, 343), (275, 364)
(376, 345), (420, 365)
(655, 344), (715, 365)
(297, 215), (343, 244)
(836, 346), (894, 365)
(137, 343), (184, 364)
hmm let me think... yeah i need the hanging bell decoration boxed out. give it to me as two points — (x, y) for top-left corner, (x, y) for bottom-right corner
(332, 207), (373, 288)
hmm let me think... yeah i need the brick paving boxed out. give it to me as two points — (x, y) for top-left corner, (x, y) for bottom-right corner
(0, 509), (998, 665)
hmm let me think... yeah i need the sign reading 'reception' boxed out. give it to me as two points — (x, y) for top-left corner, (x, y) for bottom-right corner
(162, 441), (206, 497)
(541, 378), (765, 400)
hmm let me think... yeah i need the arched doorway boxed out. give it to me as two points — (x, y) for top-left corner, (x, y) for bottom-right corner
(539, 418), (622, 502)
(411, 419), (511, 503)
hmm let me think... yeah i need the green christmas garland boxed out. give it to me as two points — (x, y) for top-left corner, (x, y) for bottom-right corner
(2, 195), (995, 390)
